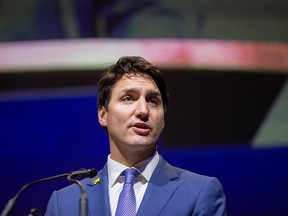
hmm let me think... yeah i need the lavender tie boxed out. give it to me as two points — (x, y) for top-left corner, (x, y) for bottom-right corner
(115, 168), (139, 216)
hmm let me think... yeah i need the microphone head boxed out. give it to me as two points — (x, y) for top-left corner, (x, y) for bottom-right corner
(86, 168), (97, 178)
(70, 168), (97, 179)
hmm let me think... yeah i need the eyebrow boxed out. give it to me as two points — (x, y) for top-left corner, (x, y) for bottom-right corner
(146, 90), (162, 98)
(119, 88), (161, 97)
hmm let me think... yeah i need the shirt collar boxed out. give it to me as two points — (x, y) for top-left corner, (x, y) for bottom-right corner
(107, 151), (159, 187)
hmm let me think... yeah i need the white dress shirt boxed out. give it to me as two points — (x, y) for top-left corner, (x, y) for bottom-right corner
(107, 152), (159, 216)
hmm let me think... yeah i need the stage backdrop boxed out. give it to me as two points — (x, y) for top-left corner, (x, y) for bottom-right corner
(1, 66), (288, 215)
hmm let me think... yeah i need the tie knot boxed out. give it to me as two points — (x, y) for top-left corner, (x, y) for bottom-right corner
(123, 168), (139, 184)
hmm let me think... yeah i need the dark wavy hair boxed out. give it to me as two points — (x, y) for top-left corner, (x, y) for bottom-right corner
(97, 56), (169, 111)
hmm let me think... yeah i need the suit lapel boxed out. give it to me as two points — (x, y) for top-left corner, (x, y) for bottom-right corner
(137, 157), (179, 216)
(85, 164), (111, 216)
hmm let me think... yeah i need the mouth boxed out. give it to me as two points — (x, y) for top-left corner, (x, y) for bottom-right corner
(131, 122), (151, 136)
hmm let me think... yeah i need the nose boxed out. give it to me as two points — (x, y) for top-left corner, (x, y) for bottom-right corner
(135, 98), (149, 121)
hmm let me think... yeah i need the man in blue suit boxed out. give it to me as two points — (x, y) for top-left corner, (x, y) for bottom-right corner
(45, 56), (226, 216)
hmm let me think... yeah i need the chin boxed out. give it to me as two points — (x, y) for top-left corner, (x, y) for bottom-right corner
(129, 138), (156, 149)
(135, 135), (154, 143)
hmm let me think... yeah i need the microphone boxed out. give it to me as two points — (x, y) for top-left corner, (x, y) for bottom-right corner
(69, 168), (97, 179)
(1, 168), (97, 216)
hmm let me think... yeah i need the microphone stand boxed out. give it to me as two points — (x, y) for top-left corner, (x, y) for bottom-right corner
(1, 168), (97, 216)
(67, 172), (88, 216)
(1, 173), (68, 216)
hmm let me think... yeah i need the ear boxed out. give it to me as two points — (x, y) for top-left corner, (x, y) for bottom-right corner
(98, 106), (108, 127)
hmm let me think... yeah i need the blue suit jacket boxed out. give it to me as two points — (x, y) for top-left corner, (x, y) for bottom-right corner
(45, 156), (226, 216)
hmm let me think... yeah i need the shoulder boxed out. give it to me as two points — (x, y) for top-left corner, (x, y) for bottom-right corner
(159, 156), (217, 182)
(44, 167), (107, 215)
(174, 165), (220, 184)
(157, 157), (227, 215)
(172, 165), (223, 192)
(158, 156), (225, 195)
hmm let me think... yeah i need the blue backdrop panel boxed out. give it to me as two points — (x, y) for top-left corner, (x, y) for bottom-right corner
(0, 92), (288, 215)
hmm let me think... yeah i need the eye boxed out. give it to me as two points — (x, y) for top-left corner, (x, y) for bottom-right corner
(148, 97), (160, 106)
(122, 95), (133, 103)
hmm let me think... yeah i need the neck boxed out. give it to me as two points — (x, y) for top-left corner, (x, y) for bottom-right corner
(110, 145), (156, 167)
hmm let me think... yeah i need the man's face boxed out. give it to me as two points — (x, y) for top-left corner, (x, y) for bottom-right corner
(98, 74), (165, 154)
